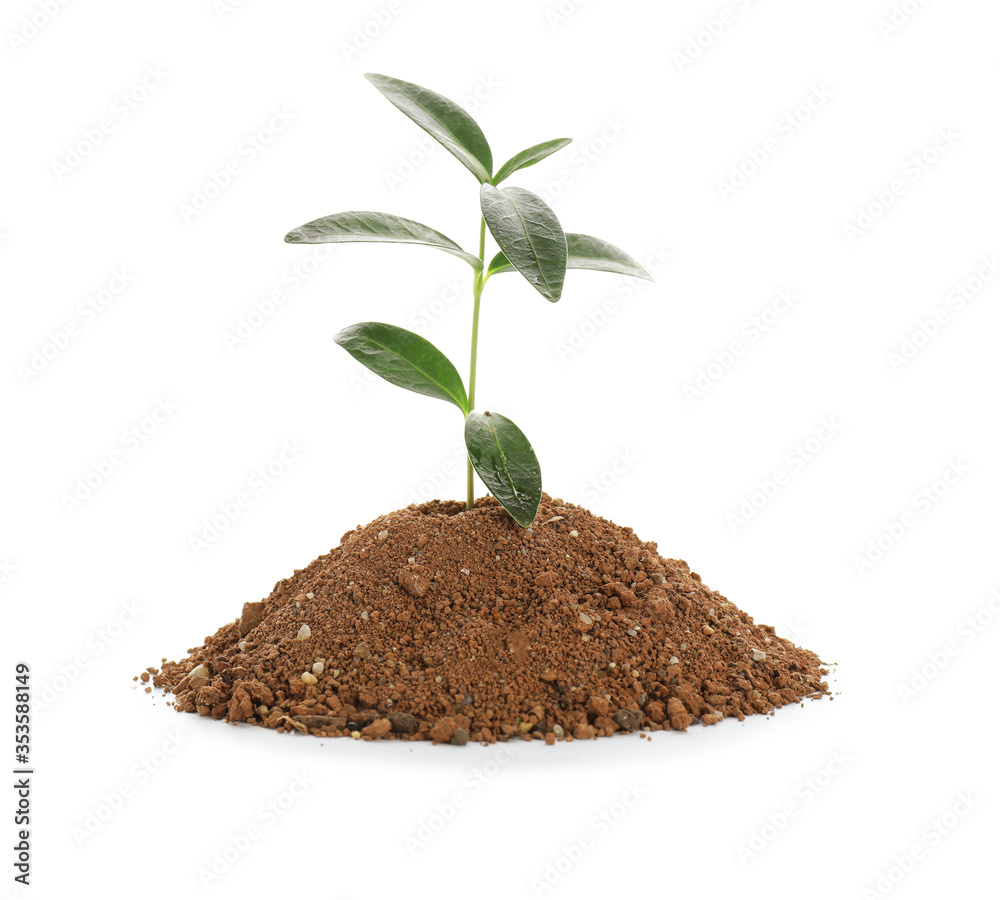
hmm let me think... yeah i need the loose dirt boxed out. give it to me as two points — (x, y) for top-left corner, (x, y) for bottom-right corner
(143, 495), (830, 744)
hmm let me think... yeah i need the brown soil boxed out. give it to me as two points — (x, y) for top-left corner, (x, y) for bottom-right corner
(143, 494), (830, 744)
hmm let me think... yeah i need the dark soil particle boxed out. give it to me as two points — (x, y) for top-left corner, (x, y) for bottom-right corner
(146, 495), (829, 744)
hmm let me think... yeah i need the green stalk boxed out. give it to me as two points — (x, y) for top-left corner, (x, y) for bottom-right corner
(467, 217), (487, 510)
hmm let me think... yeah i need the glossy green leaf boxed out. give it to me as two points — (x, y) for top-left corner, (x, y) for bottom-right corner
(285, 211), (482, 271)
(492, 138), (572, 185)
(365, 73), (493, 183)
(479, 184), (567, 302)
(487, 232), (653, 282)
(335, 322), (468, 412)
(464, 411), (541, 527)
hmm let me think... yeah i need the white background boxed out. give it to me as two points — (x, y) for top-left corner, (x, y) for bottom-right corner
(2, 0), (998, 897)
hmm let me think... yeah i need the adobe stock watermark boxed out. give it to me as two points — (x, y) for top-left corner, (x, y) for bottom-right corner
(223, 245), (336, 351)
(537, 116), (628, 204)
(530, 782), (646, 896)
(736, 749), (852, 863)
(728, 417), (844, 533)
(401, 438), (467, 506)
(213, 0), (250, 21)
(405, 742), (520, 854)
(877, 0), (933, 40)
(781, 618), (810, 645)
(553, 246), (670, 363)
(853, 459), (969, 574)
(35, 600), (143, 712)
(178, 107), (295, 224)
(861, 792), (978, 899)
(545, 0), (590, 30)
(51, 65), (167, 182)
(682, 288), (797, 403)
(340, 0), (406, 62)
(350, 275), (472, 395)
(16, 268), (135, 385)
(842, 127), (959, 245)
(897, 588), (1000, 705)
(671, 0), (756, 72)
(6, 0), (71, 54)
(716, 84), (833, 200)
(188, 439), (305, 554)
(0, 556), (17, 587)
(578, 449), (639, 506)
(197, 771), (315, 887)
(384, 75), (500, 190)
(887, 253), (999, 371)
(71, 729), (188, 846)
(59, 398), (179, 514)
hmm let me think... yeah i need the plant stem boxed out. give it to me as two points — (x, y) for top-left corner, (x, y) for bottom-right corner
(467, 217), (487, 510)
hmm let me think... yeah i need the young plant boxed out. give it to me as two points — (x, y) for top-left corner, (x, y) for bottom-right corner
(285, 73), (653, 527)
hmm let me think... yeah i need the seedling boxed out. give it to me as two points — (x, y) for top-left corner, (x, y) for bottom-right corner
(285, 73), (653, 527)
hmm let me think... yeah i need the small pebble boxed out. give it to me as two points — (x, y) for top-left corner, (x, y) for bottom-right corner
(296, 625), (311, 641)
(300, 672), (317, 685)
(552, 724), (565, 738)
(377, 530), (388, 541)
(569, 530), (579, 537)
(461, 568), (470, 575)
(608, 662), (616, 669)
(702, 625), (715, 635)
(627, 629), (638, 637)
(435, 675), (442, 683)
(361, 611), (369, 620)
(752, 649), (768, 662)
(669, 656), (679, 666)
(332, 669), (341, 679)
(579, 613), (593, 626)
(238, 641), (247, 652)
(305, 592), (314, 599)
(351, 731), (361, 740)
(312, 661), (325, 675)
(189, 664), (209, 679)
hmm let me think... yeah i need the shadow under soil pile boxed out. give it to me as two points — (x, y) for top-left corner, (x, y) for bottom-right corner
(144, 495), (830, 744)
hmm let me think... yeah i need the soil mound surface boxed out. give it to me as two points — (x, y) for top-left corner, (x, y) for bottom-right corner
(144, 495), (829, 744)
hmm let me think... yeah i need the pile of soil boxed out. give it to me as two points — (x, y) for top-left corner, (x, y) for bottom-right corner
(143, 495), (829, 744)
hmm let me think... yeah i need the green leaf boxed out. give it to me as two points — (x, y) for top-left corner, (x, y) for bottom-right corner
(364, 73), (493, 184)
(334, 322), (468, 413)
(492, 138), (572, 185)
(487, 232), (653, 281)
(464, 411), (541, 527)
(480, 184), (567, 302)
(285, 211), (482, 271)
